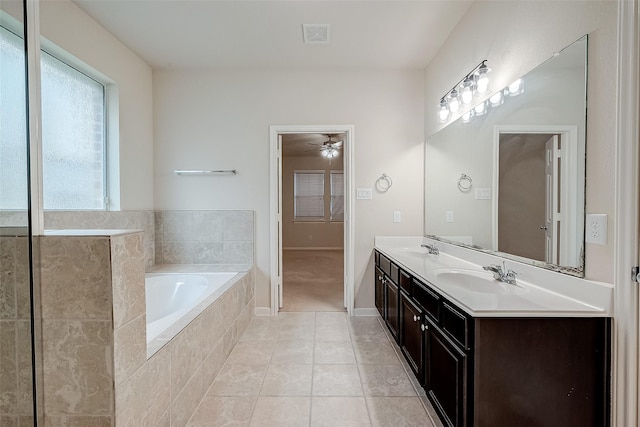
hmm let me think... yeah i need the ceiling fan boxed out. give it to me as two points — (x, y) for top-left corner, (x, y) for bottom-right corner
(305, 134), (343, 158)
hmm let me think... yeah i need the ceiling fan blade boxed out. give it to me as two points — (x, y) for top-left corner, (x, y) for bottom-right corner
(304, 147), (321, 152)
(333, 141), (343, 147)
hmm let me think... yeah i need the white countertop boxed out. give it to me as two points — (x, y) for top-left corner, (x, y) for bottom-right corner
(375, 236), (612, 317)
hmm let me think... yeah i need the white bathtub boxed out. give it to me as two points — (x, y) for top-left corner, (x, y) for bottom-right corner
(145, 272), (238, 346)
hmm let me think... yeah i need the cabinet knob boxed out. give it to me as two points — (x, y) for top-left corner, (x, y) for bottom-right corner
(421, 324), (428, 331)
(378, 275), (383, 281)
(413, 315), (421, 322)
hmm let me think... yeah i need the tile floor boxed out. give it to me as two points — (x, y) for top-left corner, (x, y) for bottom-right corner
(187, 312), (442, 427)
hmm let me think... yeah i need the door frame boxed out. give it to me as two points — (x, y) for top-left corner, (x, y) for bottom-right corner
(613, 0), (639, 424)
(492, 125), (581, 266)
(269, 125), (355, 316)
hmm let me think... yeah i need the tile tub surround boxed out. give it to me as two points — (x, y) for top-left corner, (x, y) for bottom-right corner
(155, 210), (254, 265)
(39, 230), (254, 426)
(44, 211), (156, 267)
(41, 209), (255, 269)
(0, 232), (35, 425)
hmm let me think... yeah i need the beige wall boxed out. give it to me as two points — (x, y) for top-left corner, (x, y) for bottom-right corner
(282, 155), (344, 249)
(424, 1), (617, 283)
(153, 69), (425, 310)
(38, 0), (154, 210)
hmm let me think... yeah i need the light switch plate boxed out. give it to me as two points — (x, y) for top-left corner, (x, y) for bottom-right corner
(585, 214), (607, 245)
(475, 187), (492, 200)
(393, 211), (401, 223)
(357, 188), (373, 200)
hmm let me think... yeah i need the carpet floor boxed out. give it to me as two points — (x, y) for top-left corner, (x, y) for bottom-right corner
(280, 250), (345, 312)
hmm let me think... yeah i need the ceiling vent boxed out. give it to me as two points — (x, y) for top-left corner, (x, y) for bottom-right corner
(302, 24), (330, 44)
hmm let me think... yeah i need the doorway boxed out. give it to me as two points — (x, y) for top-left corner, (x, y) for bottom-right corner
(493, 125), (582, 267)
(269, 125), (355, 316)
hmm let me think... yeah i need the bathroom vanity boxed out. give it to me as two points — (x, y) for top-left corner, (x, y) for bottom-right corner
(374, 237), (611, 427)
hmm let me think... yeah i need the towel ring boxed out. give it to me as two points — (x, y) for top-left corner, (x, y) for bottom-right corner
(376, 174), (393, 192)
(458, 173), (472, 192)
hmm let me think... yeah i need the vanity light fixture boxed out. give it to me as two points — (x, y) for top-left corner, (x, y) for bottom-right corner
(489, 91), (504, 107)
(437, 60), (490, 122)
(461, 110), (473, 123)
(438, 98), (450, 122)
(505, 78), (524, 96)
(473, 101), (487, 116)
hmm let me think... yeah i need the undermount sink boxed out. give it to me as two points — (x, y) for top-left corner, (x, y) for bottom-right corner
(432, 269), (510, 294)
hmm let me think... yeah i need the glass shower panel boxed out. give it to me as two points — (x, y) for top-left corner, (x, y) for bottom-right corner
(0, 0), (37, 425)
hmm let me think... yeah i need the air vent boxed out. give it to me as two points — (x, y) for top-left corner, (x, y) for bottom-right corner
(302, 24), (330, 44)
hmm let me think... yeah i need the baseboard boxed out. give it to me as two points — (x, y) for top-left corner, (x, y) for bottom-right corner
(282, 247), (344, 251)
(254, 307), (272, 316)
(354, 308), (379, 316)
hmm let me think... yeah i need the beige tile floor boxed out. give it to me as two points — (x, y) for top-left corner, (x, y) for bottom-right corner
(187, 312), (442, 427)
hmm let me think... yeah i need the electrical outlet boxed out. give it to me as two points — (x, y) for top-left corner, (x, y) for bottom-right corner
(585, 214), (607, 245)
(446, 211), (454, 223)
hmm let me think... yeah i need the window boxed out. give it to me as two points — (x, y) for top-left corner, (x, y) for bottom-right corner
(0, 25), (107, 210)
(294, 171), (324, 220)
(330, 171), (344, 221)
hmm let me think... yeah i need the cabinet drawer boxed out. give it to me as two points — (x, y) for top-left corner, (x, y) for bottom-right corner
(413, 279), (440, 323)
(375, 251), (380, 266)
(441, 302), (470, 350)
(399, 270), (412, 294)
(390, 263), (400, 285)
(379, 254), (391, 277)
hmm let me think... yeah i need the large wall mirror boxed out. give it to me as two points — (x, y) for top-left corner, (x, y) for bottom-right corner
(425, 36), (587, 276)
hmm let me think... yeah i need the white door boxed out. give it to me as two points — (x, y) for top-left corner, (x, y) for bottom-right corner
(544, 135), (560, 264)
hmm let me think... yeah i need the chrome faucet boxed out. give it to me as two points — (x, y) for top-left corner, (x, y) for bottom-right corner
(420, 243), (439, 255)
(483, 261), (518, 285)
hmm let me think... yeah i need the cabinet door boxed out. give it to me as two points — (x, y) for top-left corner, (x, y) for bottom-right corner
(425, 321), (468, 427)
(400, 293), (424, 384)
(375, 266), (385, 318)
(385, 279), (399, 342)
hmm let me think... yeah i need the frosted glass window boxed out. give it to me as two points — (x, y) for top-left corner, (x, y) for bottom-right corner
(0, 26), (107, 210)
(330, 171), (344, 221)
(41, 51), (106, 210)
(294, 171), (324, 219)
(0, 26), (29, 209)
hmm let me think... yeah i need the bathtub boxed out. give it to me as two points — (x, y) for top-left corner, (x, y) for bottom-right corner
(145, 272), (238, 346)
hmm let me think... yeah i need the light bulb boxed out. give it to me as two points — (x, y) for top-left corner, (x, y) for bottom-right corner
(476, 62), (490, 94)
(448, 89), (460, 113)
(461, 77), (475, 104)
(474, 101), (487, 116)
(438, 99), (449, 122)
(489, 92), (503, 107)
(461, 110), (473, 123)
(507, 78), (523, 96)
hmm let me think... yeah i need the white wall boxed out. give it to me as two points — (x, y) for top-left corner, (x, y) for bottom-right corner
(424, 0), (617, 283)
(38, 0), (154, 210)
(153, 69), (425, 309)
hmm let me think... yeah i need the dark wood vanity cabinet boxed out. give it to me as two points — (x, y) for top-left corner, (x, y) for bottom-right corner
(400, 293), (424, 383)
(375, 266), (385, 317)
(376, 253), (400, 342)
(425, 317), (468, 427)
(385, 278), (399, 341)
(374, 250), (611, 427)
